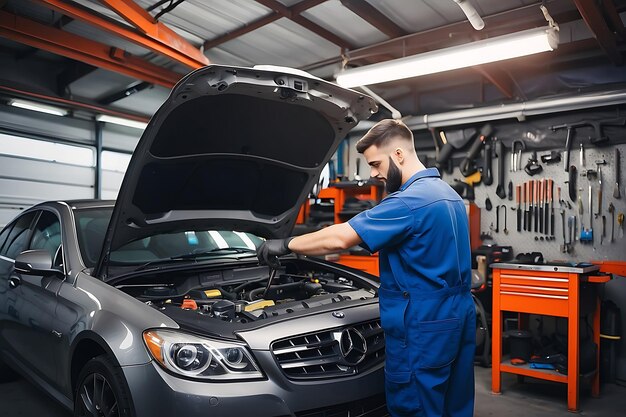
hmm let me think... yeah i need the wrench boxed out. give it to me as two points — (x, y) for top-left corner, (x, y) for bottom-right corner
(501, 205), (509, 235)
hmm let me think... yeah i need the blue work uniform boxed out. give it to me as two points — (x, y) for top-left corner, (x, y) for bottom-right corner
(348, 168), (476, 417)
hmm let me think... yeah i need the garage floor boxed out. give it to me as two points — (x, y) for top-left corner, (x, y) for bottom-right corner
(1, 366), (624, 416)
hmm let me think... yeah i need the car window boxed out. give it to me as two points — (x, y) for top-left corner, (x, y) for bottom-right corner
(73, 208), (112, 268)
(1, 211), (38, 259)
(29, 211), (62, 260)
(0, 224), (11, 254)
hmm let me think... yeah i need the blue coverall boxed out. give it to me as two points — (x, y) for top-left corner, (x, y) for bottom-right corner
(348, 168), (476, 417)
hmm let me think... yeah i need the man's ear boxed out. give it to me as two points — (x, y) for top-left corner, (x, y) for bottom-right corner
(394, 147), (404, 163)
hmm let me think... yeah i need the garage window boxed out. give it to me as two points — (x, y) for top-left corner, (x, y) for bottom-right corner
(0, 133), (94, 167)
(101, 150), (131, 173)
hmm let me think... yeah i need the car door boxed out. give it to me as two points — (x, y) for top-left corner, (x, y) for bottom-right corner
(0, 210), (39, 367)
(0, 210), (63, 385)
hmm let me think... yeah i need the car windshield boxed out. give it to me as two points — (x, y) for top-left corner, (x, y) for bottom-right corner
(73, 207), (264, 268)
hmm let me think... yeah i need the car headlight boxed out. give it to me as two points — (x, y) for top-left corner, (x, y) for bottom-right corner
(143, 329), (263, 380)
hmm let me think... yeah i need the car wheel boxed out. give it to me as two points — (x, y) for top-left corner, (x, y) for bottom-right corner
(0, 356), (18, 382)
(74, 356), (134, 417)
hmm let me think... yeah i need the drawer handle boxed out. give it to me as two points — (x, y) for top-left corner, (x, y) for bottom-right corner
(501, 291), (568, 300)
(500, 274), (569, 283)
(500, 284), (568, 293)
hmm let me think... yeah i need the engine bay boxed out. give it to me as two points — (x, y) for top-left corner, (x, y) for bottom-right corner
(117, 259), (378, 324)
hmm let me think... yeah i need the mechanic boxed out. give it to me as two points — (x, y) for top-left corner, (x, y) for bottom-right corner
(257, 119), (476, 417)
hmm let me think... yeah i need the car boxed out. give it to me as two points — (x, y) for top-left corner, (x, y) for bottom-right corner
(0, 64), (387, 417)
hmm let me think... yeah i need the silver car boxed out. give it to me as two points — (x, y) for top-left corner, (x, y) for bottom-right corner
(0, 65), (387, 417)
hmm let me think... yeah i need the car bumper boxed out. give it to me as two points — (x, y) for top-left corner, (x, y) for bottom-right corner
(123, 351), (386, 417)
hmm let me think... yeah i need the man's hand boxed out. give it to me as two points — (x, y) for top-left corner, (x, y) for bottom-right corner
(256, 237), (294, 267)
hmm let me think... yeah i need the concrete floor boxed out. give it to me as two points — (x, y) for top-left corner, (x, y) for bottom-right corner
(0, 366), (624, 416)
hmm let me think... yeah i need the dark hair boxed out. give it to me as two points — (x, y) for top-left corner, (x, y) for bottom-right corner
(355, 119), (414, 154)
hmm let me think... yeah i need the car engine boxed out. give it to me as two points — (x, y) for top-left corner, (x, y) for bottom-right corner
(117, 259), (377, 324)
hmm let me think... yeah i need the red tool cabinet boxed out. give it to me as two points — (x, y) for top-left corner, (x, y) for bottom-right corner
(491, 263), (610, 412)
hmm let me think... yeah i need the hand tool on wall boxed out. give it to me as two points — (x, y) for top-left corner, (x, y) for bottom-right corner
(540, 151), (561, 165)
(615, 148), (621, 199)
(522, 181), (530, 230)
(483, 139), (493, 185)
(501, 205), (508, 235)
(495, 204), (500, 233)
(526, 181), (532, 231)
(567, 166), (577, 202)
(550, 122), (586, 172)
(495, 139), (507, 199)
(435, 128), (477, 173)
(594, 160), (607, 218)
(580, 143), (585, 168)
(619, 213), (624, 238)
(452, 178), (475, 201)
(485, 195), (492, 211)
(608, 203), (615, 242)
(524, 151), (543, 176)
(534, 179), (539, 232)
(567, 215), (575, 252)
(580, 182), (593, 243)
(507, 180), (513, 201)
(535, 178), (544, 233)
(601, 215), (606, 245)
(548, 180), (554, 239)
(459, 125), (492, 177)
(560, 210), (567, 252)
(582, 117), (626, 146)
(511, 140), (526, 172)
(516, 185), (521, 232)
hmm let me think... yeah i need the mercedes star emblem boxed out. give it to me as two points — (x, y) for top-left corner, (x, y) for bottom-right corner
(338, 327), (367, 366)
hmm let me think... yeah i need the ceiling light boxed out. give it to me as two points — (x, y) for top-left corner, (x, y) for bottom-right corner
(96, 114), (148, 130)
(8, 98), (68, 116)
(336, 26), (559, 88)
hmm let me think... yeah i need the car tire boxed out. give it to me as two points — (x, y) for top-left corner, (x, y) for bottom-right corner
(74, 356), (134, 417)
(0, 355), (18, 382)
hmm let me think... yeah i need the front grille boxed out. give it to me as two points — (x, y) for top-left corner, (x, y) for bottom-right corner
(271, 320), (385, 379)
(296, 393), (388, 417)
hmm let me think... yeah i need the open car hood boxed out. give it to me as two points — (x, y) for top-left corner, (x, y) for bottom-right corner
(96, 65), (376, 275)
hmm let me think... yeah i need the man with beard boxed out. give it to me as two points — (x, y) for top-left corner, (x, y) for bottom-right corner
(257, 119), (476, 417)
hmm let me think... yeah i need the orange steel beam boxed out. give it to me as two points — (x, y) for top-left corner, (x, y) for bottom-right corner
(35, 0), (207, 69)
(0, 10), (180, 88)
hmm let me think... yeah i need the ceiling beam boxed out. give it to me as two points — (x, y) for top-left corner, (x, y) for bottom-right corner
(601, 0), (625, 39)
(34, 0), (208, 69)
(472, 64), (515, 99)
(255, 0), (354, 49)
(572, 0), (623, 65)
(339, 0), (406, 38)
(0, 10), (181, 87)
(204, 0), (328, 51)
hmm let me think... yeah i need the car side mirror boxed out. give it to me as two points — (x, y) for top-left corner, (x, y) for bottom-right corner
(14, 250), (63, 277)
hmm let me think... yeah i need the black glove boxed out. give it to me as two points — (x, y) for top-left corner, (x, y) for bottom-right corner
(256, 238), (294, 267)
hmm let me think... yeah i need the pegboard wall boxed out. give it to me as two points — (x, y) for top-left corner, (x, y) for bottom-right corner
(451, 142), (626, 262)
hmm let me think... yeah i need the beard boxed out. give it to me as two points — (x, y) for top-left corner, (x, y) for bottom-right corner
(385, 156), (402, 194)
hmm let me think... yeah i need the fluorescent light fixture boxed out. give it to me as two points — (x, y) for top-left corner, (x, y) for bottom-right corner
(336, 26), (559, 88)
(96, 114), (148, 130)
(8, 98), (68, 116)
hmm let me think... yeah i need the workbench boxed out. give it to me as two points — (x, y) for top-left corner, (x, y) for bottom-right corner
(491, 262), (610, 412)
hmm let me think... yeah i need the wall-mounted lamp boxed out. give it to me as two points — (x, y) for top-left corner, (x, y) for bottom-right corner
(8, 98), (68, 116)
(96, 114), (148, 130)
(336, 26), (559, 88)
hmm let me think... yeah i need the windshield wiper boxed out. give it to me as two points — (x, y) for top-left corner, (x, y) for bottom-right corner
(171, 247), (258, 259)
(130, 248), (258, 272)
